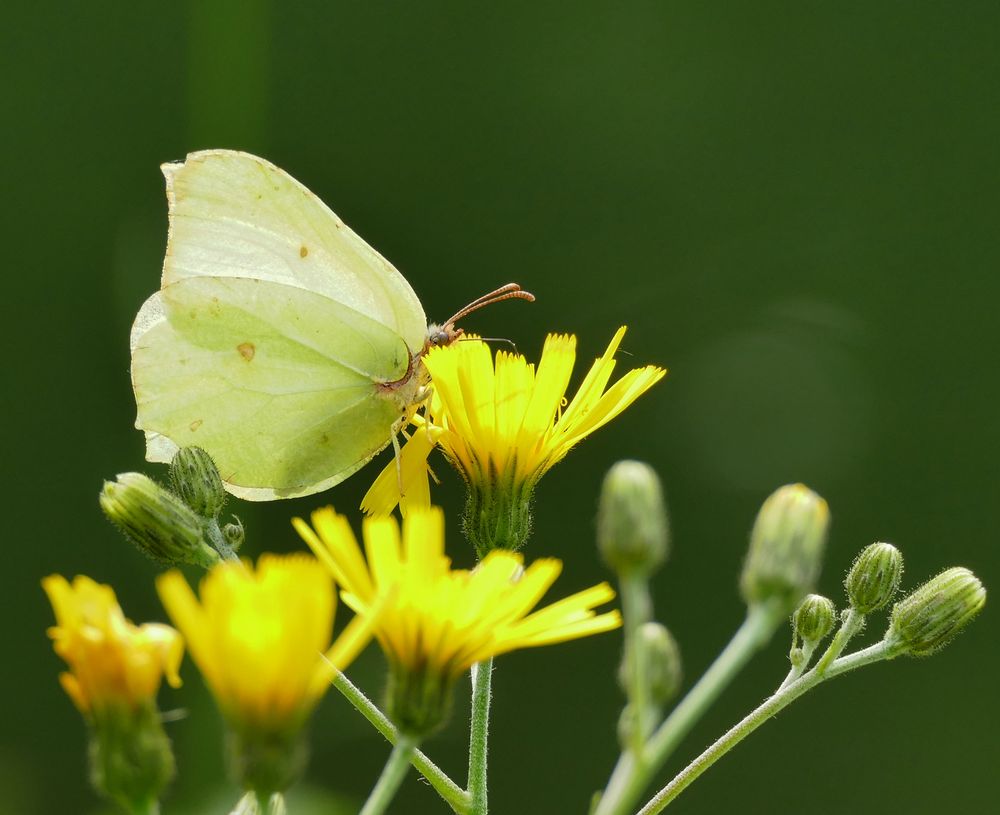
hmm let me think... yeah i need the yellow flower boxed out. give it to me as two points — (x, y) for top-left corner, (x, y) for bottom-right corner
(156, 554), (372, 734)
(42, 574), (183, 716)
(158, 554), (380, 796)
(363, 327), (666, 553)
(294, 506), (622, 734)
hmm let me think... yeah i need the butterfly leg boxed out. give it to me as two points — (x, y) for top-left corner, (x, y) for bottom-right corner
(390, 414), (406, 499)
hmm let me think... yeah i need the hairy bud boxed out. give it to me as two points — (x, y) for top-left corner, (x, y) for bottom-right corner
(740, 484), (829, 612)
(887, 567), (986, 656)
(598, 461), (669, 575)
(169, 446), (227, 518)
(846, 542), (903, 613)
(793, 594), (836, 645)
(100, 473), (219, 568)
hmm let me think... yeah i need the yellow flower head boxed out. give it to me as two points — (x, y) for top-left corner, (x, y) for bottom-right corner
(294, 506), (622, 734)
(156, 554), (372, 735)
(363, 327), (666, 553)
(42, 574), (183, 717)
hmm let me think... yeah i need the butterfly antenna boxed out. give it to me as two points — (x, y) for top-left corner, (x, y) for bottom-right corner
(459, 336), (518, 351)
(444, 283), (535, 327)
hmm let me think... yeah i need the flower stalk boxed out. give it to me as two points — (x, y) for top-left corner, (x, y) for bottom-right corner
(467, 659), (494, 815)
(330, 671), (469, 813)
(635, 638), (901, 815)
(360, 735), (419, 815)
(594, 598), (785, 815)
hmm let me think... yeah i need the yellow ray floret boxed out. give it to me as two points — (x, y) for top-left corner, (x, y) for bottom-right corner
(42, 574), (183, 715)
(293, 506), (622, 679)
(363, 326), (666, 516)
(156, 554), (374, 733)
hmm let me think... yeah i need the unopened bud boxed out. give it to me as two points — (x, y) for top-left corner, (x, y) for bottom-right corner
(223, 518), (246, 552)
(887, 567), (986, 656)
(740, 484), (829, 612)
(169, 447), (227, 518)
(618, 622), (682, 705)
(846, 542), (903, 613)
(100, 473), (219, 568)
(598, 461), (669, 575)
(793, 594), (836, 645)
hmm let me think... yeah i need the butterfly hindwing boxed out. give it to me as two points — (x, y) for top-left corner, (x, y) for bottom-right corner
(132, 278), (408, 500)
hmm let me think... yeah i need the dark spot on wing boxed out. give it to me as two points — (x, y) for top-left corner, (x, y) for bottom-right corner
(300, 245), (309, 258)
(238, 343), (256, 361)
(190, 419), (203, 432)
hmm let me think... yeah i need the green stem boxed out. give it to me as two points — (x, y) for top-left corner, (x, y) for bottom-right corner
(205, 519), (239, 562)
(777, 640), (817, 691)
(620, 574), (654, 752)
(467, 658), (494, 815)
(331, 672), (470, 814)
(129, 799), (159, 815)
(360, 736), (417, 815)
(814, 608), (865, 675)
(594, 599), (785, 815)
(635, 640), (899, 815)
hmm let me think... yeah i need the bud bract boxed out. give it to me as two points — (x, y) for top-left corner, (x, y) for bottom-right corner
(740, 484), (829, 612)
(169, 446), (227, 518)
(598, 461), (669, 575)
(100, 473), (219, 568)
(846, 542), (903, 613)
(887, 567), (986, 656)
(793, 593), (836, 645)
(386, 663), (456, 738)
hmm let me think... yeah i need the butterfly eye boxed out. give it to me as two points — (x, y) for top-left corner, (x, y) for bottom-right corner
(428, 330), (451, 347)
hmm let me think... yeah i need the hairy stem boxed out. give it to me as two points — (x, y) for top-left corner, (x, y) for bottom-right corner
(636, 640), (898, 815)
(467, 658), (494, 815)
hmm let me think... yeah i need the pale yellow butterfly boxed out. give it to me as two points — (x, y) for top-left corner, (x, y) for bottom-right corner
(131, 150), (532, 500)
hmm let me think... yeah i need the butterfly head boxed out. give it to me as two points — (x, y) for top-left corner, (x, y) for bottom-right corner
(423, 283), (535, 355)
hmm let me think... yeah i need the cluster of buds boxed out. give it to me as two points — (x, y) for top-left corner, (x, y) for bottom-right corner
(785, 536), (985, 679)
(100, 446), (244, 566)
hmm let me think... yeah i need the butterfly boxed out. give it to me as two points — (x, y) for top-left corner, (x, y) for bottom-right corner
(130, 150), (532, 500)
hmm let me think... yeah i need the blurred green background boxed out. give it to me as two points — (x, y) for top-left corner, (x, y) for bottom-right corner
(4, 2), (997, 813)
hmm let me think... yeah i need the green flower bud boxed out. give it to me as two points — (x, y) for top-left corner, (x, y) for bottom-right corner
(224, 517), (246, 552)
(793, 594), (836, 645)
(169, 446), (227, 518)
(740, 484), (829, 612)
(887, 567), (986, 656)
(846, 542), (903, 613)
(100, 473), (220, 568)
(598, 461), (669, 575)
(616, 703), (640, 750)
(618, 622), (682, 705)
(89, 700), (175, 813)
